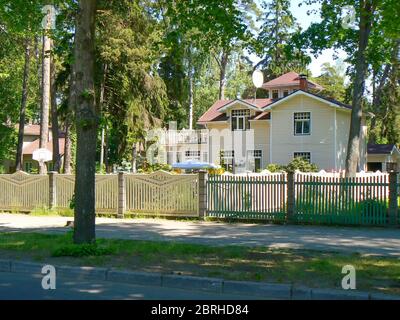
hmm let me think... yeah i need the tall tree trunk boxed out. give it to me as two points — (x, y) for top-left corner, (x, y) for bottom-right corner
(64, 71), (75, 175)
(16, 38), (31, 171)
(39, 30), (51, 174)
(216, 49), (229, 100)
(73, 0), (98, 244)
(63, 117), (72, 174)
(99, 63), (107, 168)
(51, 47), (61, 172)
(345, 0), (375, 176)
(188, 48), (194, 130)
(132, 142), (137, 173)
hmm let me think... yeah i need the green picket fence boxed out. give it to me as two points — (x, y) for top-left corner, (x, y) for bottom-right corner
(207, 174), (287, 221)
(294, 174), (390, 226)
(206, 173), (397, 226)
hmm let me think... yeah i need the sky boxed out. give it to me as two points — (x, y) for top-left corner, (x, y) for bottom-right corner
(251, 0), (348, 77)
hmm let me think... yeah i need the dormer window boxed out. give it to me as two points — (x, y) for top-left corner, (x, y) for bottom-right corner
(231, 109), (250, 131)
(272, 90), (279, 99)
(283, 90), (289, 97)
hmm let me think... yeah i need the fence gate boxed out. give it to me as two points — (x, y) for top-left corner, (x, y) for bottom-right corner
(207, 174), (287, 221)
(125, 171), (199, 217)
(0, 171), (49, 211)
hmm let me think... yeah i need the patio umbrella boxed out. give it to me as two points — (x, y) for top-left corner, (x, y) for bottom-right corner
(172, 160), (218, 170)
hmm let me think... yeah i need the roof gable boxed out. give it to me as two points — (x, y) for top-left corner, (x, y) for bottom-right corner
(262, 90), (351, 111)
(197, 98), (272, 124)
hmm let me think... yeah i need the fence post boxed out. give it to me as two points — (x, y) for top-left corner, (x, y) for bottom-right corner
(388, 172), (398, 226)
(48, 171), (57, 209)
(118, 172), (126, 218)
(198, 170), (207, 220)
(286, 171), (295, 223)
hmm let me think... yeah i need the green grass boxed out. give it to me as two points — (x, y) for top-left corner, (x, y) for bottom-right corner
(0, 231), (399, 295)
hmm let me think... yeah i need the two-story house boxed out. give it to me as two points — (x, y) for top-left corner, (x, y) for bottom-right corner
(197, 71), (369, 172)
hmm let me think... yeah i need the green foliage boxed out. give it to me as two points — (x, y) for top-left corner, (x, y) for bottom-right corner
(52, 243), (115, 257)
(256, 0), (310, 78)
(69, 194), (75, 210)
(266, 163), (284, 172)
(267, 158), (318, 173)
(285, 157), (318, 173)
(312, 62), (347, 103)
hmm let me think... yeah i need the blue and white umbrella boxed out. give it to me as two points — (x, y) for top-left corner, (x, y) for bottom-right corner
(172, 160), (218, 170)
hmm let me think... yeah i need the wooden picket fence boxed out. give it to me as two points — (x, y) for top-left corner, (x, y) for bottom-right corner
(125, 171), (198, 216)
(206, 172), (399, 226)
(0, 170), (198, 217)
(294, 173), (390, 225)
(207, 174), (287, 221)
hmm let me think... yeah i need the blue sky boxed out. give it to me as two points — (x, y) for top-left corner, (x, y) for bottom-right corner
(251, 0), (348, 77)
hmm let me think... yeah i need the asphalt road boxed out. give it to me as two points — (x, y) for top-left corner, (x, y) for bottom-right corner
(1, 214), (399, 256)
(0, 272), (260, 300)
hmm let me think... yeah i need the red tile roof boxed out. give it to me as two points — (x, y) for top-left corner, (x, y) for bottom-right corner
(262, 71), (323, 90)
(16, 124), (66, 136)
(198, 99), (272, 124)
(22, 138), (66, 156)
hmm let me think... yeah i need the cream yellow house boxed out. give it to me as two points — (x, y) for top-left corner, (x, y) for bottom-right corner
(196, 72), (369, 173)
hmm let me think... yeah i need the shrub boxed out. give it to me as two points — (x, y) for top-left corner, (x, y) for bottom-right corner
(285, 157), (318, 173)
(52, 243), (115, 257)
(266, 163), (284, 172)
(208, 167), (225, 175)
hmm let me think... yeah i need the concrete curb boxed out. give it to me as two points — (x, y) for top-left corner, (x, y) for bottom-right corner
(1, 259), (399, 300)
(162, 274), (223, 293)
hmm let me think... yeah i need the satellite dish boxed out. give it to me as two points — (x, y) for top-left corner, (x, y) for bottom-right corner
(33, 148), (52, 163)
(252, 70), (264, 88)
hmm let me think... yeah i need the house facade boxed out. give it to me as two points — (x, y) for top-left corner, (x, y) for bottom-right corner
(194, 72), (368, 173)
(2, 124), (65, 173)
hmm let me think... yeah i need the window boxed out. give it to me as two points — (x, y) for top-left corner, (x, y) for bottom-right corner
(247, 150), (262, 172)
(24, 161), (33, 173)
(185, 150), (200, 160)
(294, 152), (311, 163)
(231, 109), (250, 131)
(272, 90), (279, 99)
(283, 90), (289, 97)
(220, 150), (234, 172)
(294, 112), (311, 135)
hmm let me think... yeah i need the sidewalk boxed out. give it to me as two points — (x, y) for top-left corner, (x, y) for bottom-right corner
(0, 213), (399, 256)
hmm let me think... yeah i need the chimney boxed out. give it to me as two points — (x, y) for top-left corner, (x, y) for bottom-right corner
(299, 74), (308, 91)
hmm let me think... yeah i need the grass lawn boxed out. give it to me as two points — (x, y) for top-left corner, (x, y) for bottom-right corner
(0, 231), (399, 296)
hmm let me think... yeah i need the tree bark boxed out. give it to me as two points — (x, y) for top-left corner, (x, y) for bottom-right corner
(64, 71), (75, 175)
(345, 0), (375, 176)
(188, 48), (194, 130)
(16, 38), (31, 172)
(73, 0), (98, 244)
(216, 49), (230, 100)
(39, 30), (51, 174)
(99, 63), (107, 168)
(50, 47), (61, 172)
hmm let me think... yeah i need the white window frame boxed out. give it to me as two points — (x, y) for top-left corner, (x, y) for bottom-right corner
(294, 112), (311, 136)
(185, 150), (201, 160)
(231, 109), (250, 131)
(272, 89), (279, 99)
(247, 150), (263, 172)
(294, 152), (311, 163)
